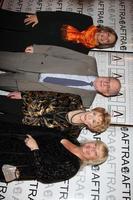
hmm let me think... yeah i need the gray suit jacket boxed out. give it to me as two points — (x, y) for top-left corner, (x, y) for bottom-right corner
(0, 45), (98, 107)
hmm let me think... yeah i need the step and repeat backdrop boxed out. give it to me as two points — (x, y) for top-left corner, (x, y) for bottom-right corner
(0, 0), (133, 200)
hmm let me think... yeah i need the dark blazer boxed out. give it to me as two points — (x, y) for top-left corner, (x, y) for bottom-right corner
(0, 122), (80, 184)
(0, 45), (98, 107)
(0, 8), (93, 53)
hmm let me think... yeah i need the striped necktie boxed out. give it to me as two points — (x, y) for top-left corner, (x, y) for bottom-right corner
(43, 77), (93, 86)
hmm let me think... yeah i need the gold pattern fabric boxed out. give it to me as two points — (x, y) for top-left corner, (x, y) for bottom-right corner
(21, 91), (83, 137)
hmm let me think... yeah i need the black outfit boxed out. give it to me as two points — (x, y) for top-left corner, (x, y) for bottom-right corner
(0, 122), (80, 183)
(0, 95), (23, 123)
(0, 8), (93, 53)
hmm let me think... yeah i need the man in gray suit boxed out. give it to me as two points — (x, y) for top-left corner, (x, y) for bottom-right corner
(0, 45), (121, 107)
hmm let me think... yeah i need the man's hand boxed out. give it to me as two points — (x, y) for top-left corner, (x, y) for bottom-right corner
(25, 46), (34, 53)
(7, 91), (22, 99)
(24, 14), (38, 27)
(25, 135), (39, 151)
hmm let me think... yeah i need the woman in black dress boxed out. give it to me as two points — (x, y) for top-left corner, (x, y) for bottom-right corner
(0, 8), (118, 53)
(0, 122), (109, 183)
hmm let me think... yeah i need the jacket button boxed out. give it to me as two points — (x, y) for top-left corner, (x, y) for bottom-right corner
(41, 62), (44, 64)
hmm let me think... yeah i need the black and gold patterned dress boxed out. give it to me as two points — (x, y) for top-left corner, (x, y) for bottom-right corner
(22, 91), (84, 137)
(0, 91), (84, 137)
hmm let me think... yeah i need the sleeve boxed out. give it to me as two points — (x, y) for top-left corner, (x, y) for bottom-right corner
(0, 8), (35, 31)
(33, 42), (90, 54)
(32, 44), (90, 59)
(36, 11), (93, 30)
(22, 91), (83, 110)
(31, 149), (79, 183)
(21, 91), (47, 101)
(33, 44), (54, 53)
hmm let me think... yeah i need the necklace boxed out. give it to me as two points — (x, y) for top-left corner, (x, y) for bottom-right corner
(66, 111), (85, 125)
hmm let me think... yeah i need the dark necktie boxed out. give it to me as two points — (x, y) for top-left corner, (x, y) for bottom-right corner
(43, 77), (93, 86)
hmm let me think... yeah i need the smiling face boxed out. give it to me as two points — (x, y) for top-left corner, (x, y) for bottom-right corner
(94, 77), (121, 97)
(81, 141), (104, 161)
(96, 30), (116, 45)
(80, 110), (103, 130)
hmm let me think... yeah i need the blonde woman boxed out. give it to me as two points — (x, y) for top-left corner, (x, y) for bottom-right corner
(0, 122), (108, 183)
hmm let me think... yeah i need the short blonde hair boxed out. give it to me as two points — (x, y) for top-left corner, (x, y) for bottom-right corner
(88, 107), (111, 133)
(81, 140), (109, 166)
